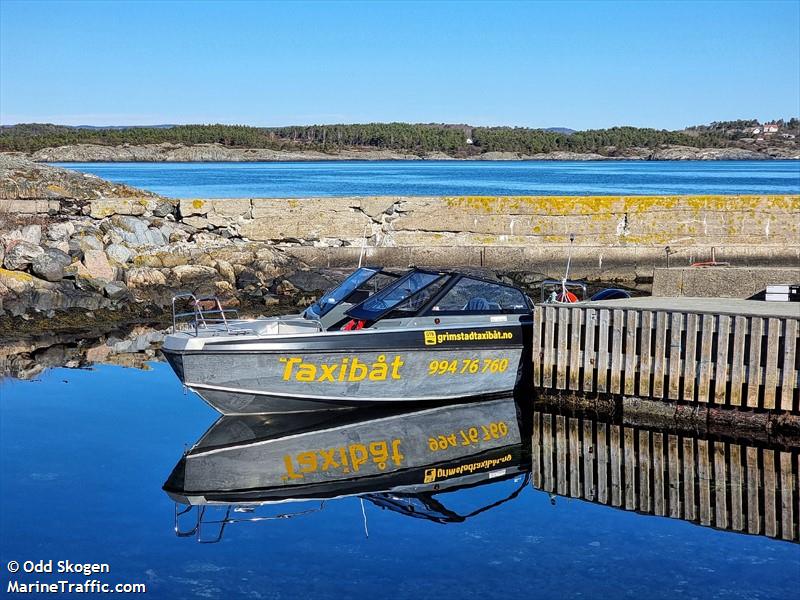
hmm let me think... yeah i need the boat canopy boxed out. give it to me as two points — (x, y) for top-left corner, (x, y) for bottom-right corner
(303, 267), (397, 319)
(346, 269), (531, 322)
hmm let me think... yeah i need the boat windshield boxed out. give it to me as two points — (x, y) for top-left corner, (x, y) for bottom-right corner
(346, 270), (443, 321)
(304, 268), (381, 318)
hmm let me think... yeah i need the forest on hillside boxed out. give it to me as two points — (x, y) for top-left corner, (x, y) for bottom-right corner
(0, 120), (795, 155)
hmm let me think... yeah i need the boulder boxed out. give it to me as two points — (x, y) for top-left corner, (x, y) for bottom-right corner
(47, 221), (75, 241)
(125, 267), (167, 288)
(108, 215), (166, 246)
(31, 248), (71, 282)
(172, 264), (219, 283)
(3, 240), (44, 270)
(105, 243), (133, 264)
(213, 259), (236, 284)
(152, 201), (176, 218)
(2, 224), (42, 247)
(104, 281), (130, 301)
(78, 234), (105, 253)
(82, 249), (116, 281)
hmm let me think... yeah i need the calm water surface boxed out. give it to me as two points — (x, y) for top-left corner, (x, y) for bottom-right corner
(53, 160), (800, 198)
(1, 334), (798, 599)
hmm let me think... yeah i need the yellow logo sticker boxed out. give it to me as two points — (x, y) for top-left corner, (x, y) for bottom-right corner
(422, 329), (514, 346)
(423, 468), (437, 483)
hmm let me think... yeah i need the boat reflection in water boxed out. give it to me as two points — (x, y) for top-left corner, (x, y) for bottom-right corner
(164, 398), (798, 544)
(531, 408), (799, 544)
(163, 396), (531, 542)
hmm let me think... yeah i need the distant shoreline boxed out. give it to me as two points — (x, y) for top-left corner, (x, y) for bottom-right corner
(6, 142), (799, 163)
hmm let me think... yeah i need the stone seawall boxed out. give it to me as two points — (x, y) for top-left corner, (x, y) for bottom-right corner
(1, 157), (798, 323)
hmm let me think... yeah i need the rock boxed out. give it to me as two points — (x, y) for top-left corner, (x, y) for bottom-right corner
(67, 238), (84, 260)
(31, 248), (71, 282)
(103, 281), (130, 300)
(172, 264), (219, 283)
(2, 224), (42, 247)
(78, 234), (105, 253)
(213, 259), (236, 284)
(105, 243), (133, 264)
(263, 294), (280, 306)
(276, 279), (298, 295)
(3, 240), (44, 270)
(43, 240), (70, 254)
(125, 267), (167, 288)
(82, 249), (116, 281)
(47, 221), (75, 241)
(152, 201), (176, 217)
(108, 215), (166, 246)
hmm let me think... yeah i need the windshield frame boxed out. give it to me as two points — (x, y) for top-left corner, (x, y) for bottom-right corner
(304, 267), (383, 319)
(345, 269), (446, 322)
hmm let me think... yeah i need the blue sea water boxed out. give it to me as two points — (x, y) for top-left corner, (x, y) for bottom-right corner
(1, 363), (798, 599)
(53, 160), (800, 198)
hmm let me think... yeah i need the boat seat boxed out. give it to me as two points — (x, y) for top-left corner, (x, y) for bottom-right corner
(463, 297), (502, 311)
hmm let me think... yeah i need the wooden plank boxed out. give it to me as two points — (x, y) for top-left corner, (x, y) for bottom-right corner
(597, 422), (608, 504)
(583, 308), (597, 392)
(697, 439), (711, 526)
(583, 419), (595, 501)
(779, 451), (795, 541)
(683, 313), (699, 402)
(532, 305), (544, 387)
(610, 424), (622, 506)
(683, 437), (696, 521)
(542, 414), (554, 492)
(781, 319), (798, 412)
(597, 309), (611, 393)
(697, 313), (715, 404)
(714, 442), (728, 529)
(764, 449), (777, 537)
(542, 306), (557, 389)
(729, 315), (748, 407)
(653, 432), (665, 516)
(730, 444), (744, 531)
(556, 415), (567, 495)
(763, 318), (781, 410)
(668, 312), (683, 400)
(569, 308), (583, 391)
(714, 315), (731, 405)
(668, 434), (681, 519)
(624, 310), (638, 396)
(652, 311), (668, 398)
(556, 306), (570, 390)
(532, 412), (542, 488)
(638, 430), (651, 513)
(746, 317), (764, 408)
(569, 417), (581, 498)
(638, 311), (653, 397)
(624, 427), (636, 510)
(747, 446), (760, 534)
(610, 309), (624, 395)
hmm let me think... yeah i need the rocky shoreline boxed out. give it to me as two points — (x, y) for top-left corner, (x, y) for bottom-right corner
(14, 142), (800, 162)
(2, 154), (798, 338)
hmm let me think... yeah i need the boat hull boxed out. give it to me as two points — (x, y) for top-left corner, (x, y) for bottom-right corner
(162, 323), (530, 414)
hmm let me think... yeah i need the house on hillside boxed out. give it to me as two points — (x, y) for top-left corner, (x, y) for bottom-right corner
(763, 123), (780, 134)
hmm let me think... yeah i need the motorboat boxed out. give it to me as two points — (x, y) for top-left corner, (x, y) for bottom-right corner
(162, 267), (534, 414)
(163, 397), (530, 541)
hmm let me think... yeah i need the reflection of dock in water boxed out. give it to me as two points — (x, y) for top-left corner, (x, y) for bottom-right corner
(531, 409), (799, 542)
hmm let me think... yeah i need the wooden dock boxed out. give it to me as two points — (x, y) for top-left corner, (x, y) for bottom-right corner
(532, 297), (800, 414)
(531, 409), (799, 542)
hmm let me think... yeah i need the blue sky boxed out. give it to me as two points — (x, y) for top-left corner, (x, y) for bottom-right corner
(1, 0), (798, 130)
